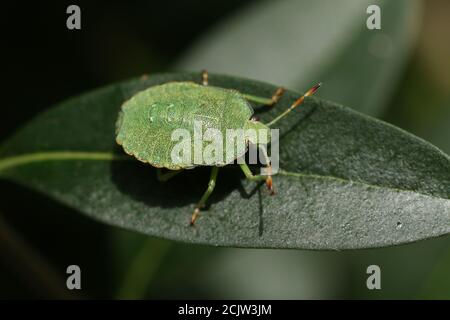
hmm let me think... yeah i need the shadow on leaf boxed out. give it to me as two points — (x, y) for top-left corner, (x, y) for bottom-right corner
(110, 145), (258, 211)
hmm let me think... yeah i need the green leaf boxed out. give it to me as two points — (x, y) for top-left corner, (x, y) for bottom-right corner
(0, 72), (449, 250)
(176, 0), (421, 116)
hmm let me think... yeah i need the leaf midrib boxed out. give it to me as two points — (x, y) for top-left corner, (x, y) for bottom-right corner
(0, 151), (447, 202)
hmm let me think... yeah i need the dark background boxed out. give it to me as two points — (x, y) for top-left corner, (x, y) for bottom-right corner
(1, 0), (450, 299)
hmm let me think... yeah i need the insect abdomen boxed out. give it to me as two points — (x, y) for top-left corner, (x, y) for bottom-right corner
(116, 82), (254, 169)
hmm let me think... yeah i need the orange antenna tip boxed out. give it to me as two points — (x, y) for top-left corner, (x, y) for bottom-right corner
(305, 82), (322, 97)
(266, 81), (322, 127)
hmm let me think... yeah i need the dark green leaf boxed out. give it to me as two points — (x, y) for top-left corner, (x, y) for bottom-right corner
(0, 72), (449, 249)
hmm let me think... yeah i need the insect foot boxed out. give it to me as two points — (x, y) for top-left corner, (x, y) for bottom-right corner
(191, 207), (201, 226)
(266, 176), (275, 195)
(268, 87), (286, 106)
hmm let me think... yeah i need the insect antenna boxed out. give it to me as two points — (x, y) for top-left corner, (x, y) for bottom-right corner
(266, 83), (321, 127)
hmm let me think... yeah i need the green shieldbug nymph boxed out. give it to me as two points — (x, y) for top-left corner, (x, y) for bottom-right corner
(116, 71), (320, 225)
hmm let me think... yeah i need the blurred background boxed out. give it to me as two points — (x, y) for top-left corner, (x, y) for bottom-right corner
(0, 0), (449, 299)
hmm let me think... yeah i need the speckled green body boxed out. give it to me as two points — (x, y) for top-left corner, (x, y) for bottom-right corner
(116, 82), (266, 170)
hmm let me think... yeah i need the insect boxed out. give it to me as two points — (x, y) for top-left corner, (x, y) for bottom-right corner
(116, 71), (320, 225)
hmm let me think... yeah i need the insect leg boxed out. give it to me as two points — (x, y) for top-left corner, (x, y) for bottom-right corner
(243, 87), (285, 107)
(201, 70), (209, 86)
(239, 163), (274, 195)
(156, 169), (183, 182)
(191, 166), (219, 225)
(267, 87), (285, 106)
